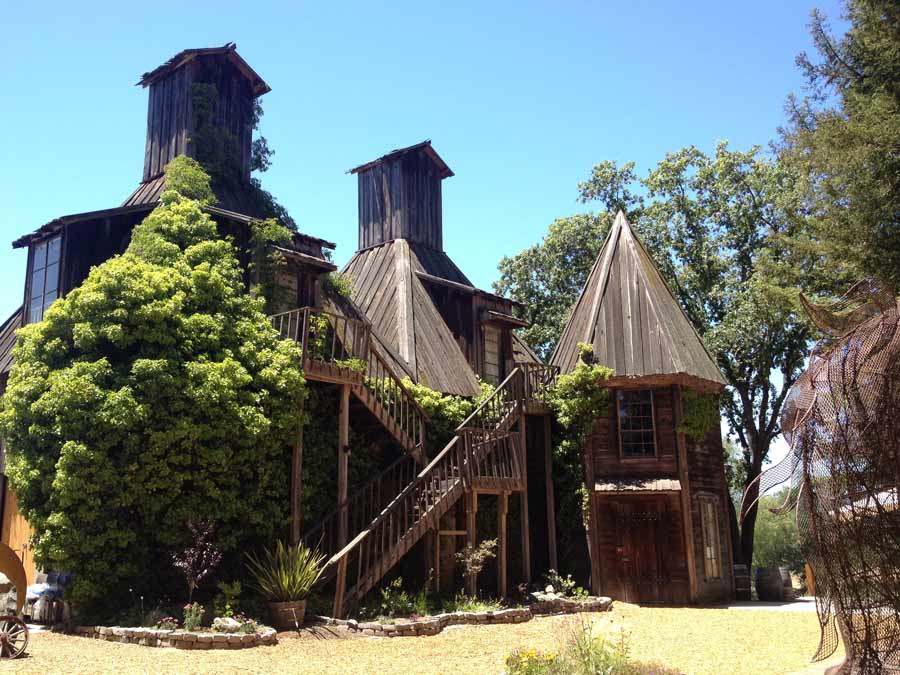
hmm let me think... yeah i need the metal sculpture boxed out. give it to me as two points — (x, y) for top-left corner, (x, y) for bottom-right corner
(0, 542), (28, 658)
(744, 279), (900, 674)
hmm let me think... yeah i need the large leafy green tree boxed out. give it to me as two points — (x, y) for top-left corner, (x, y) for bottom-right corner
(0, 158), (306, 615)
(496, 144), (810, 565)
(779, 0), (900, 289)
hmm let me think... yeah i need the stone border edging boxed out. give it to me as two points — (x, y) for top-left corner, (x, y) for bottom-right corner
(313, 595), (612, 638)
(60, 625), (278, 650)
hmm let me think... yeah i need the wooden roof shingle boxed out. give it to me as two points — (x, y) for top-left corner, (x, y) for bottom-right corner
(550, 211), (725, 388)
(343, 240), (481, 397)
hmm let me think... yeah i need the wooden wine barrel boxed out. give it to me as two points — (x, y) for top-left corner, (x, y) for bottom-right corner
(779, 567), (795, 600)
(755, 567), (784, 601)
(733, 564), (751, 601)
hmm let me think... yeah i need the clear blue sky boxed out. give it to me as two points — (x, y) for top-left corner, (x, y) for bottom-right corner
(1, 0), (842, 312)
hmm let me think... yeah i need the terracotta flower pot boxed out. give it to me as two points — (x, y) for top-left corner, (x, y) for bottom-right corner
(267, 599), (307, 631)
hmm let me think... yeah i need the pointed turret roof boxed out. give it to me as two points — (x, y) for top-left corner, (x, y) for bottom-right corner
(550, 212), (725, 389)
(343, 240), (482, 397)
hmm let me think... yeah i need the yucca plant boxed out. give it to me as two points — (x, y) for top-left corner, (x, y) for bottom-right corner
(245, 541), (327, 602)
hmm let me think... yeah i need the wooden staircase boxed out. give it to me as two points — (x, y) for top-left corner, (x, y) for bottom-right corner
(270, 306), (428, 457)
(322, 366), (557, 617)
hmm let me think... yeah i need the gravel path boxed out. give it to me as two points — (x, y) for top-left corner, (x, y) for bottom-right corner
(5, 604), (823, 675)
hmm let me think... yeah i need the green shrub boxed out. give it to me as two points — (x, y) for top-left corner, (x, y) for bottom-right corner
(213, 580), (242, 618)
(183, 602), (204, 631)
(544, 569), (589, 599)
(245, 540), (326, 602)
(0, 159), (307, 617)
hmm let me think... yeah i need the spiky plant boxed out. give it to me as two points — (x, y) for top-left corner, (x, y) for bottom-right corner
(245, 541), (326, 602)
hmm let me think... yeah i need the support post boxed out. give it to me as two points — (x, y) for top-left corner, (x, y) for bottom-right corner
(674, 386), (699, 602)
(543, 415), (558, 571)
(333, 555), (348, 618)
(290, 413), (305, 545)
(519, 416), (531, 585)
(465, 491), (478, 596)
(434, 527), (441, 595)
(520, 490), (531, 585)
(338, 383), (351, 548)
(498, 492), (508, 597)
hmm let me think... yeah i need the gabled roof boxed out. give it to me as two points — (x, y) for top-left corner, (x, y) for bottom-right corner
(137, 43), (271, 97)
(550, 211), (725, 388)
(343, 240), (481, 397)
(347, 140), (454, 179)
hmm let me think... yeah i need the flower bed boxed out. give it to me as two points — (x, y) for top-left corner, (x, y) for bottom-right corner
(62, 625), (277, 650)
(313, 595), (612, 638)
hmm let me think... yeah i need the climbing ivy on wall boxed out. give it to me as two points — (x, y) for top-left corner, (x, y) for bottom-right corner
(676, 390), (721, 442)
(543, 343), (613, 583)
(402, 379), (495, 452)
(188, 83), (296, 229)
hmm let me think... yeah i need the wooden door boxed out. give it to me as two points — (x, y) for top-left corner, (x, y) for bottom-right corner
(613, 497), (669, 603)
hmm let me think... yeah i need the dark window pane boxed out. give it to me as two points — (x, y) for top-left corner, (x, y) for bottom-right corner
(47, 236), (61, 265)
(43, 290), (58, 312)
(31, 269), (45, 300)
(618, 390), (656, 456)
(29, 299), (42, 324)
(44, 262), (60, 293)
(32, 242), (47, 270)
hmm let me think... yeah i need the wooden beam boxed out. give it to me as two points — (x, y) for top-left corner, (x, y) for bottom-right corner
(520, 490), (531, 585)
(434, 526), (441, 595)
(290, 413), (305, 545)
(519, 418), (531, 584)
(673, 385), (699, 602)
(337, 383), (351, 547)
(543, 415), (558, 571)
(465, 491), (478, 596)
(498, 492), (508, 597)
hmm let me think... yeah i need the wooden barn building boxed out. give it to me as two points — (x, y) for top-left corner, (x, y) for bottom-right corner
(0, 43), (735, 615)
(550, 211), (734, 604)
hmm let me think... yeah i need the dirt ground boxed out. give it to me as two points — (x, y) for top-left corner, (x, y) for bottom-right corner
(5, 603), (826, 675)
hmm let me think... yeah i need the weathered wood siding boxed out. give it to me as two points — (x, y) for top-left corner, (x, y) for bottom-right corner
(357, 149), (443, 250)
(686, 421), (734, 602)
(143, 56), (255, 182)
(587, 386), (678, 480)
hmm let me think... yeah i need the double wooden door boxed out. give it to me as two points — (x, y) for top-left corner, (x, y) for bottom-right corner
(611, 496), (673, 603)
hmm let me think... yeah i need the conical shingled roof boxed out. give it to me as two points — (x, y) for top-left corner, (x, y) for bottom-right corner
(550, 212), (725, 388)
(343, 240), (482, 397)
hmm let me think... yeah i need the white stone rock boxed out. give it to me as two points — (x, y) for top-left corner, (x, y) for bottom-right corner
(212, 616), (242, 633)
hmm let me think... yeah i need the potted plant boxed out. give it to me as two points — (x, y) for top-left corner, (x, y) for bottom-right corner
(245, 541), (326, 631)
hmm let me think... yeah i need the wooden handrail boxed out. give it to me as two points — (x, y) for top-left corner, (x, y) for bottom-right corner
(301, 453), (418, 558)
(271, 306), (428, 453)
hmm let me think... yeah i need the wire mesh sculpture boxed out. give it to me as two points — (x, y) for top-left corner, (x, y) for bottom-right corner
(743, 279), (900, 674)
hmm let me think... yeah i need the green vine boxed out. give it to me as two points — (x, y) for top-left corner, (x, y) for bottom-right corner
(542, 343), (613, 578)
(323, 272), (354, 299)
(677, 390), (721, 442)
(249, 218), (293, 314)
(188, 83), (295, 229)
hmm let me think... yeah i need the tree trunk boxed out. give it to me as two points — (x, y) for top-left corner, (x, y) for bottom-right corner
(739, 462), (763, 567)
(727, 497), (742, 565)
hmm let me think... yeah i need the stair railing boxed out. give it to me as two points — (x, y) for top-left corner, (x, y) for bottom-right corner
(362, 347), (429, 453)
(456, 367), (524, 434)
(271, 306), (428, 453)
(328, 434), (467, 616)
(520, 363), (560, 401)
(300, 453), (419, 563)
(270, 307), (370, 367)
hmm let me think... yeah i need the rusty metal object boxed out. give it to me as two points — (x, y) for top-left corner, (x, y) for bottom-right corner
(743, 279), (900, 674)
(0, 615), (28, 659)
